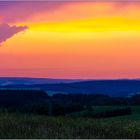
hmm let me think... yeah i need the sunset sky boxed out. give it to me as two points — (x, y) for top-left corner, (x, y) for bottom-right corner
(1, 1), (140, 79)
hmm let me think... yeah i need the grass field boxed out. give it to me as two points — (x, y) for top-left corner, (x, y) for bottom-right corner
(0, 106), (139, 138)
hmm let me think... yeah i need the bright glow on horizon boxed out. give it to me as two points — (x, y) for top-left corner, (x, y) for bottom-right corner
(1, 1), (140, 79)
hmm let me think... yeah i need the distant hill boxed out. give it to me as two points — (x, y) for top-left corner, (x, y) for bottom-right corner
(1, 79), (140, 97)
(0, 77), (82, 85)
(33, 80), (140, 97)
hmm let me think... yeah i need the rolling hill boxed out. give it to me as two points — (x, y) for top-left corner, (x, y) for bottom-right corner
(1, 78), (140, 97)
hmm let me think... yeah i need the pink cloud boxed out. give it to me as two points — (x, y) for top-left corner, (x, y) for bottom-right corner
(0, 23), (28, 44)
(0, 1), (138, 23)
(0, 1), (67, 23)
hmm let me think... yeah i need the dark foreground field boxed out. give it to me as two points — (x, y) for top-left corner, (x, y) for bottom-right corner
(0, 106), (140, 139)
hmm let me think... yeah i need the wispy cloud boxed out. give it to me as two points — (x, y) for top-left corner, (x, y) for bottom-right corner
(0, 1), (66, 23)
(0, 1), (139, 23)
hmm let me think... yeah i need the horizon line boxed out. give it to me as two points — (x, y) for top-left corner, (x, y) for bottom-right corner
(0, 76), (140, 80)
(1, 0), (140, 2)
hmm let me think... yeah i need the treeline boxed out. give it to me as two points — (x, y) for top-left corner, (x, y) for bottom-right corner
(52, 93), (128, 106)
(51, 93), (140, 106)
(0, 89), (139, 117)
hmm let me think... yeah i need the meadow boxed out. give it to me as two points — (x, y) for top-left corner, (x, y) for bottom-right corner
(0, 106), (140, 139)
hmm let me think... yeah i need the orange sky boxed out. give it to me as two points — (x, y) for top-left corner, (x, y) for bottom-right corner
(1, 1), (140, 79)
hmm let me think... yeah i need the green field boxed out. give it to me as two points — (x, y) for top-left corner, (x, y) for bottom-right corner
(0, 106), (139, 138)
